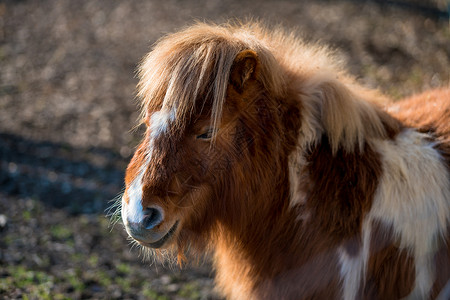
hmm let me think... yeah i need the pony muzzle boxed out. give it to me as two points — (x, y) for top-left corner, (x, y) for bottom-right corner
(123, 204), (178, 248)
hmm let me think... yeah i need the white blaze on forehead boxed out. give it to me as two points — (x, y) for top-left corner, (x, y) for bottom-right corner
(149, 109), (176, 139)
(122, 109), (176, 225)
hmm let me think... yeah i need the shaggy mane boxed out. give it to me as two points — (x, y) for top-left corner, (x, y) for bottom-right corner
(137, 22), (284, 133)
(137, 22), (399, 152)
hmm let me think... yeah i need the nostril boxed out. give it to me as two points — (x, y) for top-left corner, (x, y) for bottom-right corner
(142, 207), (163, 230)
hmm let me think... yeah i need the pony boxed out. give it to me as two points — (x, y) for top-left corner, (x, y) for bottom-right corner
(118, 22), (450, 299)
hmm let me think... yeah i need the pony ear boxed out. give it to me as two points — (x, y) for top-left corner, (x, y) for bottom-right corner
(229, 50), (259, 93)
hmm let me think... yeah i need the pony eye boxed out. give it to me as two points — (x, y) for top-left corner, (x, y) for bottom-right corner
(196, 128), (217, 140)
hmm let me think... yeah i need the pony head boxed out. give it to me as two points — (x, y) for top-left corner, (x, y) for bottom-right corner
(121, 23), (299, 260)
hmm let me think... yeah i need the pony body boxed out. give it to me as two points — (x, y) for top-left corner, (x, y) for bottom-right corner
(120, 22), (450, 299)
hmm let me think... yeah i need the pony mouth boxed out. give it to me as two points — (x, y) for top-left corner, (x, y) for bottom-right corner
(138, 220), (179, 249)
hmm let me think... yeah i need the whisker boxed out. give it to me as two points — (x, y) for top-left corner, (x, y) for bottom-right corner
(106, 192), (125, 231)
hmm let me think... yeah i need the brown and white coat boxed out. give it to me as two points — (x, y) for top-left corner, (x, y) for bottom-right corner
(119, 22), (450, 299)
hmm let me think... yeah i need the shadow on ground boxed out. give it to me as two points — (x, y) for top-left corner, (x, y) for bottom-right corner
(0, 133), (126, 214)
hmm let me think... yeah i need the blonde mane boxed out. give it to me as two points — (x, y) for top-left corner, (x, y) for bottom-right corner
(137, 21), (398, 152)
(137, 22), (283, 131)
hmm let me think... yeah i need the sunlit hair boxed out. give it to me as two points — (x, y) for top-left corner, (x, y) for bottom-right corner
(137, 21), (397, 152)
(138, 23), (275, 132)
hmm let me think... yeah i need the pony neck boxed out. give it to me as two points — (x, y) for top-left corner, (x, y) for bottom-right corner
(212, 153), (334, 296)
(210, 78), (402, 297)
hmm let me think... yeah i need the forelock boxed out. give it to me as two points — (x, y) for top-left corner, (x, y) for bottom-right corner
(137, 25), (244, 130)
(136, 22), (286, 131)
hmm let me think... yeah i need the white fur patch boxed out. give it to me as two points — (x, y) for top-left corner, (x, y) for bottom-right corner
(338, 129), (450, 299)
(122, 109), (175, 225)
(369, 129), (450, 299)
(149, 109), (176, 139)
(122, 157), (150, 225)
(339, 221), (372, 300)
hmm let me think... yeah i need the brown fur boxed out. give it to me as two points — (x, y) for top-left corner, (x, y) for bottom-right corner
(302, 137), (383, 250)
(388, 88), (450, 168)
(120, 22), (450, 299)
(362, 220), (416, 299)
(430, 225), (450, 298)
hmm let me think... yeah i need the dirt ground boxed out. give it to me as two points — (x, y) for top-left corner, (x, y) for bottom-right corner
(0, 0), (449, 299)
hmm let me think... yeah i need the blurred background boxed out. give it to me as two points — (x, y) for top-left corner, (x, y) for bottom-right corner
(0, 0), (449, 299)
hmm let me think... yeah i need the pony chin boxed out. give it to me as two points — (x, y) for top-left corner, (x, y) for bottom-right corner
(142, 226), (213, 267)
(150, 185), (215, 266)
